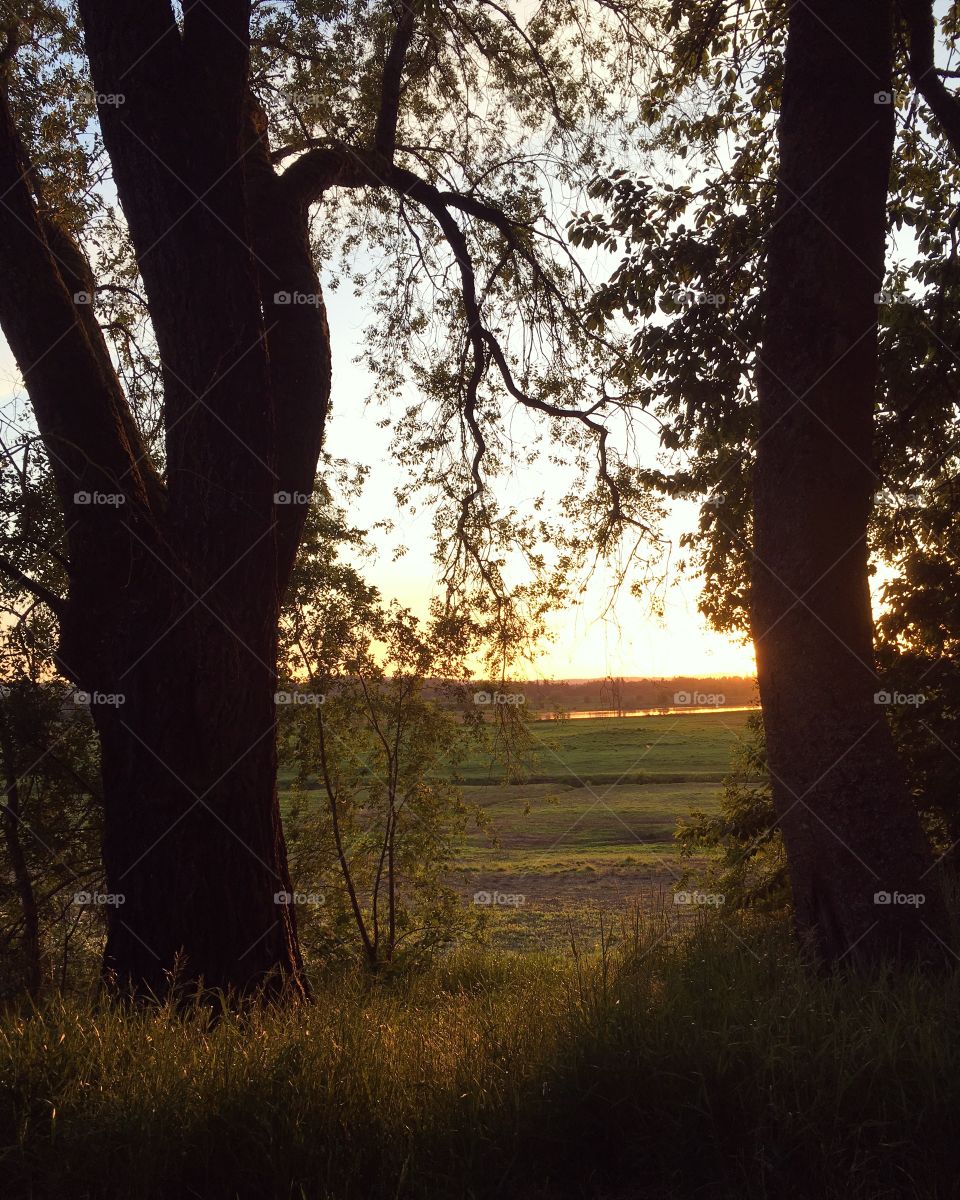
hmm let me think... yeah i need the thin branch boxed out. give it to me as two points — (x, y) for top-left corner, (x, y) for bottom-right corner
(373, 0), (420, 159)
(0, 557), (65, 616)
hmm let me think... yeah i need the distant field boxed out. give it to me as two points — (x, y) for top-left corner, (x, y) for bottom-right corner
(281, 710), (754, 951)
(458, 708), (752, 785)
(456, 711), (750, 948)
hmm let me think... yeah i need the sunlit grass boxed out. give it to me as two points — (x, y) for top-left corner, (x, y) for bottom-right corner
(3, 911), (959, 1199)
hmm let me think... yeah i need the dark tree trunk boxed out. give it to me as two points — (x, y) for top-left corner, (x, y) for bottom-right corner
(84, 570), (303, 997)
(753, 0), (953, 965)
(0, 3), (335, 996)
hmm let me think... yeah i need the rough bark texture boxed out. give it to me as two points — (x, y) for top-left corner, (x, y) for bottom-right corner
(0, 1), (336, 995)
(753, 0), (954, 966)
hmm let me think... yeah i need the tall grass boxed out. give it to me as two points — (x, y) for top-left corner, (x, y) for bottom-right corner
(1, 911), (958, 1199)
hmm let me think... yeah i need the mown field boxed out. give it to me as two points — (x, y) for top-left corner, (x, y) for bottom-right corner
(453, 711), (750, 948)
(459, 709), (751, 785)
(280, 710), (753, 951)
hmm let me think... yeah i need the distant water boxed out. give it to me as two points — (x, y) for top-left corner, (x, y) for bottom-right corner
(530, 704), (760, 721)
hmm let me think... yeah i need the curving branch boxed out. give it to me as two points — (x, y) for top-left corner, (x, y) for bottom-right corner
(901, 0), (960, 154)
(0, 557), (65, 616)
(279, 134), (644, 538)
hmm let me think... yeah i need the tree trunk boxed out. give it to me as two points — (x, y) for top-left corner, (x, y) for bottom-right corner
(0, 4), (332, 996)
(83, 573), (304, 998)
(753, 0), (953, 965)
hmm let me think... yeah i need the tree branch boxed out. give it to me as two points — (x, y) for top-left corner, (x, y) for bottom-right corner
(901, 0), (960, 154)
(0, 557), (65, 616)
(0, 83), (161, 517)
(373, 0), (420, 159)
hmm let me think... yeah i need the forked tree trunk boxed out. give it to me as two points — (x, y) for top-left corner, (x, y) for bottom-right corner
(0, 3), (334, 996)
(753, 0), (953, 965)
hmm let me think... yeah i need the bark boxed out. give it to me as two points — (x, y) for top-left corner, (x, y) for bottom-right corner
(753, 0), (953, 966)
(95, 589), (305, 997)
(0, 2), (335, 996)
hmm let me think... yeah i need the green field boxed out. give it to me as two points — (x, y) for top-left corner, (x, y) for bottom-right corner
(281, 710), (753, 950)
(460, 709), (751, 784)
(455, 710), (751, 948)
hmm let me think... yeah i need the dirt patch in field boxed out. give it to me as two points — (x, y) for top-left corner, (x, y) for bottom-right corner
(451, 866), (683, 913)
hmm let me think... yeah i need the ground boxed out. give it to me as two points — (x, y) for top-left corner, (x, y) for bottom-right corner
(452, 709), (752, 948)
(279, 708), (755, 951)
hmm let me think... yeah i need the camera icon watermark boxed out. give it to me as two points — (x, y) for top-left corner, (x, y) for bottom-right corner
(73, 890), (125, 908)
(673, 890), (725, 907)
(473, 889), (525, 907)
(667, 288), (726, 309)
(473, 691), (525, 706)
(74, 491), (126, 507)
(273, 291), (323, 307)
(274, 690), (325, 707)
(73, 690), (125, 707)
(873, 690), (926, 707)
(273, 491), (314, 506)
(873, 890), (924, 907)
(673, 690), (725, 707)
(274, 890), (325, 906)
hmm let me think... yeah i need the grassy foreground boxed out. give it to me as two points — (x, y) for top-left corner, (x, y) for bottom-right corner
(2, 911), (958, 1200)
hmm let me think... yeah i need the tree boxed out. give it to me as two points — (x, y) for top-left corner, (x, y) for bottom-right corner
(0, 1), (652, 995)
(280, 606), (483, 973)
(573, 0), (960, 965)
(751, 0), (954, 965)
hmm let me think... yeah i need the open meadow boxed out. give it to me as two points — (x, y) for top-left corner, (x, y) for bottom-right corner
(280, 709), (755, 951)
(453, 710), (752, 948)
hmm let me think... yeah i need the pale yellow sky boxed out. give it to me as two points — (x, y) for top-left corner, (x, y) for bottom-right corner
(0, 333), (756, 681)
(323, 298), (756, 680)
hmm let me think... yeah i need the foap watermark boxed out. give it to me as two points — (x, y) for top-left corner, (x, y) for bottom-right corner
(474, 690), (525, 707)
(274, 690), (325, 707)
(873, 90), (894, 105)
(90, 89), (126, 107)
(674, 690), (725, 707)
(73, 690), (126, 708)
(0, 685), (9, 699)
(73, 290), (94, 306)
(874, 890), (925, 907)
(74, 490), (126, 507)
(274, 890), (325, 906)
(273, 491), (316, 506)
(667, 288), (726, 309)
(674, 889), (725, 907)
(874, 690), (926, 707)
(873, 289), (910, 306)
(273, 291), (323, 307)
(473, 889), (525, 907)
(74, 890), (125, 908)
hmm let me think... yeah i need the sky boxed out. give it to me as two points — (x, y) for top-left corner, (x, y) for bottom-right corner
(318, 294), (757, 681)
(0, 301), (756, 681)
(0, 53), (760, 685)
